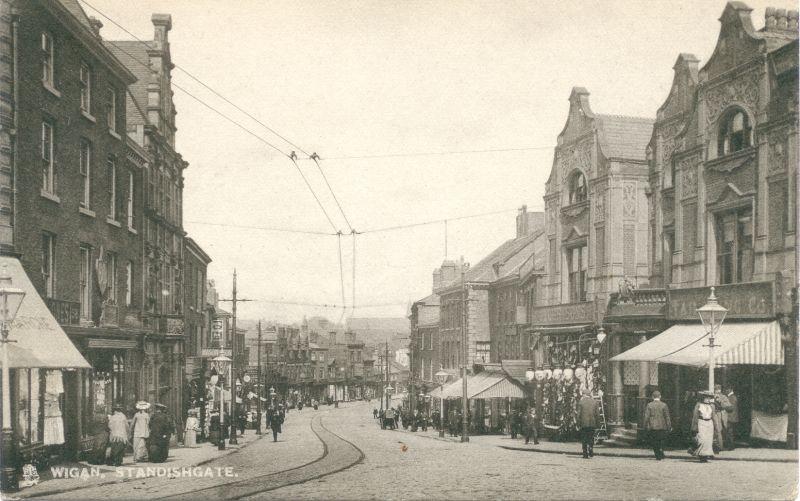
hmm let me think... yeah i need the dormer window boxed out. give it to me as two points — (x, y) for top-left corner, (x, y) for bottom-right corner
(718, 109), (751, 156)
(568, 171), (587, 204)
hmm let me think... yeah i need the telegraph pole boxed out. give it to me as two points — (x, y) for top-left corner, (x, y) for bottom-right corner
(385, 340), (390, 410)
(256, 320), (263, 435)
(461, 268), (469, 443)
(219, 269), (254, 446)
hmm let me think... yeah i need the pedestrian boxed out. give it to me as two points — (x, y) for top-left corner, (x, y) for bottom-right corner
(313, 399), (319, 410)
(712, 384), (732, 453)
(691, 391), (717, 462)
(576, 388), (599, 459)
(385, 407), (395, 430)
(209, 410), (221, 446)
(524, 407), (539, 445)
(373, 408), (378, 419)
(269, 405), (284, 442)
(87, 412), (110, 465)
(725, 387), (739, 450)
(149, 403), (174, 463)
(184, 409), (200, 448)
(131, 401), (150, 462)
(237, 407), (247, 436)
(107, 405), (129, 466)
(379, 409), (386, 429)
(510, 409), (522, 439)
(643, 390), (672, 460)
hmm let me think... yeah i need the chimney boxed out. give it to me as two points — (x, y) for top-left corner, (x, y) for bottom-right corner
(767, 7), (799, 31)
(151, 13), (172, 48)
(329, 331), (337, 345)
(432, 269), (442, 291)
(88, 17), (103, 37)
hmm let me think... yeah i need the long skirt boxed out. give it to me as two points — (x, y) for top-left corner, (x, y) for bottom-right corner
(149, 439), (169, 463)
(695, 419), (715, 458)
(184, 429), (197, 447)
(108, 440), (126, 466)
(133, 437), (148, 462)
(87, 432), (109, 465)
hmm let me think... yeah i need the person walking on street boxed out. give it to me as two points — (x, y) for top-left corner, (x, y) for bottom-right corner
(107, 405), (129, 466)
(643, 390), (672, 460)
(184, 409), (200, 448)
(524, 407), (539, 445)
(691, 391), (717, 462)
(131, 402), (150, 462)
(713, 384), (732, 453)
(577, 388), (599, 459)
(373, 408), (378, 420)
(725, 387), (739, 450)
(149, 403), (174, 463)
(385, 407), (395, 430)
(269, 405), (284, 442)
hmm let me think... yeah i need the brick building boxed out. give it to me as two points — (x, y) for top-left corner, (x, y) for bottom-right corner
(409, 293), (440, 392)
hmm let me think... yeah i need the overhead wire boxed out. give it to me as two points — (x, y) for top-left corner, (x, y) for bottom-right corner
(310, 154), (353, 233)
(321, 146), (552, 160)
(184, 220), (335, 236)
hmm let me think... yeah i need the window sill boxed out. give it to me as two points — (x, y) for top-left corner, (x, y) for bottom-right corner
(42, 81), (61, 98)
(40, 189), (60, 204)
(79, 206), (96, 218)
(108, 129), (122, 141)
(127, 226), (138, 235)
(106, 217), (121, 228)
(81, 110), (96, 123)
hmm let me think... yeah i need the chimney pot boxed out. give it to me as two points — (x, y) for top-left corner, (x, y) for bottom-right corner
(776, 8), (788, 29)
(88, 17), (103, 37)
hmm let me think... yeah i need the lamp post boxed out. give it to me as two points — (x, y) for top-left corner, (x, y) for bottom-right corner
(211, 350), (231, 451)
(435, 369), (449, 438)
(0, 266), (26, 493)
(697, 287), (728, 393)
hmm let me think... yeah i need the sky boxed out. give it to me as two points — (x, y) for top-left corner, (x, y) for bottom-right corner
(79, 0), (793, 324)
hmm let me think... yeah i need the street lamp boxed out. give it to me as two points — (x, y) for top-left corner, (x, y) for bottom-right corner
(435, 369), (449, 438)
(0, 266), (25, 493)
(211, 350), (231, 450)
(697, 287), (728, 392)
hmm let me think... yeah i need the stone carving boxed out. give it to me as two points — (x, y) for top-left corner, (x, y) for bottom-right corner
(659, 119), (684, 166)
(704, 71), (759, 126)
(594, 190), (605, 222)
(622, 183), (636, 219)
(546, 203), (557, 235)
(768, 132), (787, 175)
(679, 158), (698, 198)
(559, 139), (593, 183)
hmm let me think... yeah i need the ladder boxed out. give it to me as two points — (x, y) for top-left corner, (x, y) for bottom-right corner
(593, 392), (609, 444)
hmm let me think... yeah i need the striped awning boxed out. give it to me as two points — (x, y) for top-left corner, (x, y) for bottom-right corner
(440, 373), (525, 400)
(610, 321), (783, 367)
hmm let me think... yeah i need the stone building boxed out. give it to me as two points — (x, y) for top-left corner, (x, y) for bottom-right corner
(409, 293), (440, 390)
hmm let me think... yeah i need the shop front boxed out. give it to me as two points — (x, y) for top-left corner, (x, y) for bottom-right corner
(611, 281), (797, 446)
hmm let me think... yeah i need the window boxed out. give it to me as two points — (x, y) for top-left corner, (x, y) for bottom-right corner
(568, 171), (587, 204)
(715, 207), (753, 284)
(718, 109), (751, 156)
(41, 233), (55, 298)
(106, 88), (117, 132)
(41, 33), (53, 85)
(127, 172), (135, 229)
(41, 122), (54, 194)
(125, 261), (133, 307)
(476, 341), (490, 363)
(80, 246), (91, 320)
(79, 63), (91, 112)
(663, 232), (674, 285)
(107, 157), (117, 220)
(105, 251), (116, 303)
(80, 140), (91, 207)
(567, 244), (588, 302)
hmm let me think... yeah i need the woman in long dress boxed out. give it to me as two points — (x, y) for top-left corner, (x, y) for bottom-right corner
(184, 409), (199, 447)
(691, 392), (717, 462)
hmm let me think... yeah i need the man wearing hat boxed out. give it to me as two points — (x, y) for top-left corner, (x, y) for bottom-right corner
(131, 402), (150, 462)
(576, 387), (600, 459)
(107, 405), (129, 466)
(149, 403), (175, 462)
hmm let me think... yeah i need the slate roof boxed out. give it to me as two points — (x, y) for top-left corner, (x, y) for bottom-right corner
(439, 232), (540, 288)
(59, 0), (93, 31)
(595, 114), (654, 161)
(104, 40), (154, 125)
(413, 293), (440, 307)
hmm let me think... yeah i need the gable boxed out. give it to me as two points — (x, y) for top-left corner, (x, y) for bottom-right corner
(701, 3), (764, 81)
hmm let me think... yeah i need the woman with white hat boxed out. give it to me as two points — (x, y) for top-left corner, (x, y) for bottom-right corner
(691, 391), (717, 462)
(184, 409), (199, 447)
(131, 401), (150, 462)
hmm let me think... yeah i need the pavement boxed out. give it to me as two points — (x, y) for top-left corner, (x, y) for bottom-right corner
(11, 420), (266, 500)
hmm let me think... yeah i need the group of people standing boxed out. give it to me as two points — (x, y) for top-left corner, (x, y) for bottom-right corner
(88, 402), (175, 467)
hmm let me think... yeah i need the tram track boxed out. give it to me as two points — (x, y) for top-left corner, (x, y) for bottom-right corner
(158, 414), (365, 500)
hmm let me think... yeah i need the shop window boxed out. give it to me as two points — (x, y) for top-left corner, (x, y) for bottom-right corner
(41, 233), (55, 298)
(568, 171), (587, 204)
(567, 244), (588, 302)
(718, 109), (751, 156)
(79, 245), (91, 320)
(715, 207), (753, 285)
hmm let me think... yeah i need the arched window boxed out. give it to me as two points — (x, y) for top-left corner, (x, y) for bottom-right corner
(718, 109), (751, 156)
(568, 171), (587, 204)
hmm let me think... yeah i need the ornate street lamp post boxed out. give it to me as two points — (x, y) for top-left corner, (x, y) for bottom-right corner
(211, 350), (231, 451)
(697, 287), (728, 393)
(435, 369), (449, 438)
(0, 266), (26, 492)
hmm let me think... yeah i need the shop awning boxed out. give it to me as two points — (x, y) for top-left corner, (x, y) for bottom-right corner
(532, 324), (592, 335)
(0, 257), (90, 369)
(610, 321), (783, 367)
(441, 373), (525, 400)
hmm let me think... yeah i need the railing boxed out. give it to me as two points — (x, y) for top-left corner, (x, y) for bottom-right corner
(44, 298), (80, 326)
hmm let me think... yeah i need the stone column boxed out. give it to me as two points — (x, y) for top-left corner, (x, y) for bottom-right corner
(611, 333), (624, 424)
(637, 333), (649, 426)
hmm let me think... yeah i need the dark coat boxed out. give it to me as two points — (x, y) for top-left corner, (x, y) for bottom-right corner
(727, 394), (739, 423)
(269, 412), (283, 433)
(576, 395), (600, 428)
(150, 411), (175, 443)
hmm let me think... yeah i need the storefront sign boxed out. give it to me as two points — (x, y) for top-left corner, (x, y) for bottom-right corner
(667, 281), (775, 321)
(531, 301), (595, 326)
(201, 348), (231, 358)
(87, 339), (138, 349)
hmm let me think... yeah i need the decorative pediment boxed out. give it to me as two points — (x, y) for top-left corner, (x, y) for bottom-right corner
(711, 182), (754, 208)
(657, 54), (700, 121)
(557, 87), (596, 145)
(705, 148), (755, 173)
(560, 200), (589, 219)
(563, 225), (586, 244)
(700, 2), (763, 81)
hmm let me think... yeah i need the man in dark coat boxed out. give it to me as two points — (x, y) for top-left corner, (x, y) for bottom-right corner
(576, 388), (600, 459)
(725, 387), (739, 450)
(524, 407), (540, 445)
(149, 403), (174, 463)
(643, 390), (672, 460)
(269, 405), (284, 442)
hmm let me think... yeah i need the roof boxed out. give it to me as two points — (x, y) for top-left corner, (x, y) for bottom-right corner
(104, 40), (154, 121)
(59, 0), (93, 30)
(595, 114), (654, 161)
(440, 232), (540, 289)
(500, 359), (534, 386)
(413, 293), (440, 307)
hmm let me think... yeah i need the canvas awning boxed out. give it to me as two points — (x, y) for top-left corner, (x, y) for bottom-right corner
(610, 321), (783, 367)
(0, 257), (90, 369)
(440, 373), (525, 400)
